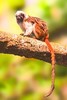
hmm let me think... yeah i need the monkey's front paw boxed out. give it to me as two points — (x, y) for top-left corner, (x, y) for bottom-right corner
(24, 32), (31, 36)
(20, 33), (24, 36)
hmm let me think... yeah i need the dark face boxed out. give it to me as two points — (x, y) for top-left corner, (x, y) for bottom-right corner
(16, 13), (25, 24)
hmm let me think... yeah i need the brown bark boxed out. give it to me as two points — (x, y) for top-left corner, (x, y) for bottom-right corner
(0, 31), (67, 66)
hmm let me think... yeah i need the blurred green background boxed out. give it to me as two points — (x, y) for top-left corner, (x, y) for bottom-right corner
(0, 0), (67, 100)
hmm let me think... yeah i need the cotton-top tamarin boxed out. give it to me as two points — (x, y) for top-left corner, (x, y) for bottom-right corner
(15, 11), (55, 97)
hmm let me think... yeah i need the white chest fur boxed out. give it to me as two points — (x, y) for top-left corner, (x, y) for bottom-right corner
(19, 21), (33, 31)
(24, 21), (33, 30)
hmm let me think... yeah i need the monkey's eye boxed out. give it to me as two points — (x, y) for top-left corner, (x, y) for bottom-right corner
(20, 13), (25, 18)
(20, 13), (22, 15)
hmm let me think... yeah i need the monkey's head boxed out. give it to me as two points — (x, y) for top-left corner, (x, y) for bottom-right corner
(15, 11), (28, 24)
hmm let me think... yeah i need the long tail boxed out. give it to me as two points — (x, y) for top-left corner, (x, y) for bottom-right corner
(44, 38), (55, 97)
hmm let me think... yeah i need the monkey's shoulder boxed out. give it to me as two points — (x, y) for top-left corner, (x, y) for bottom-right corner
(25, 16), (47, 26)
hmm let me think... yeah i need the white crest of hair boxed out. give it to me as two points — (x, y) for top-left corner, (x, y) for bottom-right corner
(15, 11), (28, 19)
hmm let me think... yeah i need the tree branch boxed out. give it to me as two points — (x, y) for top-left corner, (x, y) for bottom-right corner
(0, 31), (67, 66)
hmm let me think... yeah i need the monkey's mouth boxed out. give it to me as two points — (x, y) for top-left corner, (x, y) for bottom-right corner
(16, 15), (23, 23)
